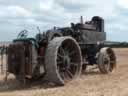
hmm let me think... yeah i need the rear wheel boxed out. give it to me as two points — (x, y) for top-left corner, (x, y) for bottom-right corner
(98, 47), (116, 74)
(45, 37), (82, 85)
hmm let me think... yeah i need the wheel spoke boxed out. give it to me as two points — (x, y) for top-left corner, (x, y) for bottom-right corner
(66, 69), (73, 78)
(69, 51), (76, 56)
(58, 67), (64, 79)
(110, 60), (115, 64)
(109, 53), (113, 57)
(60, 46), (65, 55)
(57, 61), (63, 64)
(57, 53), (64, 58)
(63, 70), (71, 80)
(70, 62), (78, 66)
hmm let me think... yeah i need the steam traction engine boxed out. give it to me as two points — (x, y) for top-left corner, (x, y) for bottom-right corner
(7, 16), (116, 85)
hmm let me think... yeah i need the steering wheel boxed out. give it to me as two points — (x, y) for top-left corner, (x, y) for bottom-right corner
(17, 30), (28, 39)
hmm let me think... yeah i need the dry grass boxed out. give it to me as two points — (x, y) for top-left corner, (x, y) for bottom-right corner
(0, 48), (128, 96)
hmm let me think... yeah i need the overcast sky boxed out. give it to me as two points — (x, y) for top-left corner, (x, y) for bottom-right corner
(0, 0), (128, 41)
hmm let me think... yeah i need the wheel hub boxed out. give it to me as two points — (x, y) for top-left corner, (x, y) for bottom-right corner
(103, 54), (111, 71)
(63, 52), (71, 69)
(104, 58), (109, 65)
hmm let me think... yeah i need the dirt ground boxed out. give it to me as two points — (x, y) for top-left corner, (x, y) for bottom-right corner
(0, 48), (128, 96)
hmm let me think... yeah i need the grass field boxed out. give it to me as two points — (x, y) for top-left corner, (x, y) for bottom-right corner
(0, 48), (128, 96)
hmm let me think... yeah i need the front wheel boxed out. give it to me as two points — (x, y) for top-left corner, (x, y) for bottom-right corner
(97, 47), (116, 74)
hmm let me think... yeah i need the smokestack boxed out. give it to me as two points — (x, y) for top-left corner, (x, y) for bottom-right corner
(80, 16), (84, 24)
